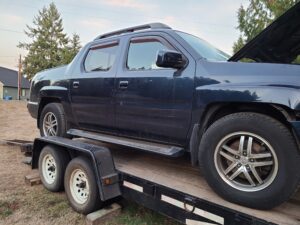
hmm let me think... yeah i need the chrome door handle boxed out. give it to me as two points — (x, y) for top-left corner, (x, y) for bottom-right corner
(73, 81), (79, 88)
(119, 81), (128, 89)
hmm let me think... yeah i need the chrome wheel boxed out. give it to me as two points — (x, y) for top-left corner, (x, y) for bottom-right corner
(69, 169), (90, 204)
(43, 112), (58, 136)
(42, 154), (57, 184)
(214, 132), (278, 192)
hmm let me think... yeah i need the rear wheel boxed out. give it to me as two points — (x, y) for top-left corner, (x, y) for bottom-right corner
(64, 157), (103, 214)
(198, 112), (300, 209)
(39, 103), (68, 137)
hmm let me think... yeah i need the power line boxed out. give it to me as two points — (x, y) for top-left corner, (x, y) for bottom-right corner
(52, 1), (234, 27)
(0, 0), (237, 56)
(0, 27), (23, 34)
(4, 1), (235, 28)
(0, 1), (238, 44)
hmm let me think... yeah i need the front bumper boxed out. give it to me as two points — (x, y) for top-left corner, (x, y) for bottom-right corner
(27, 101), (39, 119)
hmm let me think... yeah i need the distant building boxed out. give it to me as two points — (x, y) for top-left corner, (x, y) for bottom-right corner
(0, 66), (30, 100)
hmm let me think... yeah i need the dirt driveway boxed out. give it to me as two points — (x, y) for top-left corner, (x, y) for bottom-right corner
(0, 101), (38, 140)
(0, 101), (177, 225)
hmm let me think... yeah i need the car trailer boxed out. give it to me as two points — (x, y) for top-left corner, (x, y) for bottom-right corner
(30, 135), (300, 225)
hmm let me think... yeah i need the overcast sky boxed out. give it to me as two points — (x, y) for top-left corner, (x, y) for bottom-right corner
(0, 0), (249, 70)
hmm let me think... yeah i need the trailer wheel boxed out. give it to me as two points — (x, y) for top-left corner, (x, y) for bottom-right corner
(198, 112), (300, 209)
(64, 157), (102, 214)
(39, 145), (70, 192)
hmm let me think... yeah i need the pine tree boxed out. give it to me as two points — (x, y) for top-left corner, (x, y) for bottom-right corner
(233, 0), (299, 54)
(62, 33), (82, 64)
(18, 3), (81, 79)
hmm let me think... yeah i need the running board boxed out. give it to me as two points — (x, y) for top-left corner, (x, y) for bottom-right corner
(67, 129), (184, 157)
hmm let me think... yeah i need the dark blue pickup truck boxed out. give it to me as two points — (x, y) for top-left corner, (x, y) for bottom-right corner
(27, 3), (300, 210)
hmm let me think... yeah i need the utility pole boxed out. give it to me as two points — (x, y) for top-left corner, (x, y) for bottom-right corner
(18, 54), (21, 100)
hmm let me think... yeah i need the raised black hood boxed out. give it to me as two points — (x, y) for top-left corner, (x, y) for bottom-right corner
(229, 2), (300, 64)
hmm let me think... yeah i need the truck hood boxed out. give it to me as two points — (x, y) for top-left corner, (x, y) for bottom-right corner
(196, 61), (300, 111)
(32, 65), (68, 83)
(229, 2), (300, 64)
(198, 61), (300, 89)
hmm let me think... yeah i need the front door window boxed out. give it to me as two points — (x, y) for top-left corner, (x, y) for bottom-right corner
(127, 39), (171, 71)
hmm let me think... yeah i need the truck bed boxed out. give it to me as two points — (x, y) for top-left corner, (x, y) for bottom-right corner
(106, 145), (300, 225)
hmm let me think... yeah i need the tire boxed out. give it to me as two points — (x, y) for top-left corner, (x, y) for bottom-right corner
(39, 103), (68, 137)
(64, 157), (103, 214)
(198, 112), (300, 209)
(38, 145), (70, 192)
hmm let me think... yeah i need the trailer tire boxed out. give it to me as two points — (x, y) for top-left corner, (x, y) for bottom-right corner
(64, 156), (102, 214)
(198, 112), (300, 209)
(39, 145), (70, 192)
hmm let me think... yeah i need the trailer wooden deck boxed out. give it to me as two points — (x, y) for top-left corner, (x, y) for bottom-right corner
(104, 144), (300, 225)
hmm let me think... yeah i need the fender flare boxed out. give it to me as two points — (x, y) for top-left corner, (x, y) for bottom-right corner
(189, 102), (295, 166)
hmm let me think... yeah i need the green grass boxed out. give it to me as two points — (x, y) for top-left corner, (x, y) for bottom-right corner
(108, 201), (180, 225)
(0, 200), (19, 219)
(24, 188), (73, 219)
(32, 191), (180, 224)
(28, 190), (180, 224)
(27, 190), (180, 224)
(1, 188), (179, 224)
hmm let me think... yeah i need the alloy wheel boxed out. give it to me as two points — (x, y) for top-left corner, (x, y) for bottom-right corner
(214, 132), (278, 192)
(43, 112), (58, 136)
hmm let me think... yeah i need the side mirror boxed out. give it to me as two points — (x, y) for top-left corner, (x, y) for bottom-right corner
(156, 50), (186, 69)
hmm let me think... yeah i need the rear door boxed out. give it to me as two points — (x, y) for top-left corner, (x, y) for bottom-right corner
(115, 34), (195, 145)
(70, 40), (120, 132)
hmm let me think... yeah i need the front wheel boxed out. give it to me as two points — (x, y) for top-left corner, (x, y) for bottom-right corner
(64, 157), (103, 214)
(198, 113), (300, 209)
(39, 103), (68, 137)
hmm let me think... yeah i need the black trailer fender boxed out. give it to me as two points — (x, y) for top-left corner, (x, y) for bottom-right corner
(31, 136), (121, 201)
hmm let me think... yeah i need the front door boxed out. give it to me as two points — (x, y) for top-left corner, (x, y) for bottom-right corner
(115, 35), (194, 145)
(70, 40), (120, 132)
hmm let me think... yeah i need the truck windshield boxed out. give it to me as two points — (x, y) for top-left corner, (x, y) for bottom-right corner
(176, 31), (230, 62)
